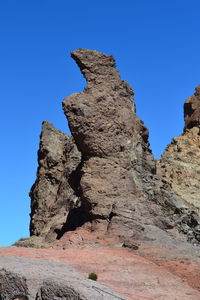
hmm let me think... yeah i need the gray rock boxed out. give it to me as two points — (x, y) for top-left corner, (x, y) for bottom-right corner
(0, 256), (125, 300)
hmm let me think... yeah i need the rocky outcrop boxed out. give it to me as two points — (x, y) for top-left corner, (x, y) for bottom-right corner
(157, 86), (200, 212)
(60, 49), (200, 246)
(29, 121), (81, 243)
(29, 49), (200, 249)
(62, 49), (163, 244)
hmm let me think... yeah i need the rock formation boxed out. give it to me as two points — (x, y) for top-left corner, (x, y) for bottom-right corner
(29, 121), (81, 243)
(4, 49), (200, 300)
(184, 86), (200, 131)
(29, 49), (200, 249)
(157, 86), (200, 212)
(62, 49), (158, 242)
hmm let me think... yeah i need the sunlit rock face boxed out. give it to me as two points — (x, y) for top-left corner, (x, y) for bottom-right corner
(29, 50), (200, 249)
(62, 49), (159, 242)
(157, 86), (200, 211)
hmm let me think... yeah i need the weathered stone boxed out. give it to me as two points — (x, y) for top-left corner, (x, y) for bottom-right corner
(184, 85), (200, 131)
(29, 121), (81, 243)
(29, 49), (200, 248)
(0, 269), (28, 300)
(157, 87), (200, 212)
(62, 49), (155, 223)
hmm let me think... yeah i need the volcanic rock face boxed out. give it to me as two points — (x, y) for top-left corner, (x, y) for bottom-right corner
(62, 49), (158, 242)
(29, 49), (200, 248)
(157, 86), (200, 211)
(29, 121), (81, 242)
(30, 49), (159, 246)
(63, 50), (135, 217)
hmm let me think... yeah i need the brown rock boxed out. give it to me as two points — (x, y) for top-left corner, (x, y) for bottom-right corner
(157, 87), (200, 212)
(6, 48), (200, 299)
(157, 127), (200, 210)
(29, 121), (81, 243)
(29, 49), (200, 249)
(156, 86), (200, 244)
(184, 85), (200, 131)
(62, 49), (157, 243)
(62, 50), (200, 248)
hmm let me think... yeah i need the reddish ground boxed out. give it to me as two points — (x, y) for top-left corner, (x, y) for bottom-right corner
(0, 245), (200, 299)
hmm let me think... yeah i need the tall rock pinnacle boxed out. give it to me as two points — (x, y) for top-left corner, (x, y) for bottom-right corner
(62, 49), (154, 222)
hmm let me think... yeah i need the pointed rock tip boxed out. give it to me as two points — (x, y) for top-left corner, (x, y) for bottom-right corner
(184, 85), (200, 131)
(194, 85), (200, 96)
(70, 48), (116, 72)
(42, 120), (55, 130)
(41, 121), (63, 134)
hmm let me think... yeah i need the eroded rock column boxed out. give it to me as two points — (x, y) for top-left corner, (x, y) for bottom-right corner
(62, 49), (155, 230)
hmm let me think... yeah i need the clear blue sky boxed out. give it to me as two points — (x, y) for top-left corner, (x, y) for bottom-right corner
(0, 0), (200, 246)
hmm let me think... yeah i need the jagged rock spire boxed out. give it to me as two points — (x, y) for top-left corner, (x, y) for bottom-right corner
(62, 48), (153, 221)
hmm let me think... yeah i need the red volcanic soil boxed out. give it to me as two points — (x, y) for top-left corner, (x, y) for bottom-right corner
(0, 244), (200, 300)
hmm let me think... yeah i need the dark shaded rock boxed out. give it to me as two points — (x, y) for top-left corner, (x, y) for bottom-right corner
(122, 240), (140, 250)
(36, 280), (86, 300)
(0, 269), (28, 300)
(29, 121), (81, 243)
(184, 85), (200, 131)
